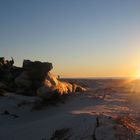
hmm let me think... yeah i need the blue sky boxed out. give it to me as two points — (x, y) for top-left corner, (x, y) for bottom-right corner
(0, 0), (140, 77)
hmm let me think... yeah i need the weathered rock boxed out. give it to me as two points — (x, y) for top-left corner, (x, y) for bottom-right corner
(41, 72), (73, 96)
(23, 60), (53, 81)
(0, 82), (7, 89)
(46, 72), (58, 86)
(37, 86), (58, 100)
(0, 89), (7, 96)
(93, 115), (135, 140)
(0, 58), (86, 97)
(0, 57), (5, 65)
(72, 83), (86, 92)
(44, 79), (52, 88)
(37, 71), (86, 99)
(37, 80), (86, 100)
(0, 81), (12, 93)
(16, 88), (35, 96)
(95, 125), (117, 140)
(10, 66), (23, 80)
(55, 82), (69, 95)
(0, 57), (14, 69)
(0, 57), (21, 85)
(64, 82), (73, 93)
(76, 85), (86, 92)
(15, 71), (32, 88)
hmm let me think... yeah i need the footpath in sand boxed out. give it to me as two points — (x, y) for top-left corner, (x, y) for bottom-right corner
(0, 80), (140, 140)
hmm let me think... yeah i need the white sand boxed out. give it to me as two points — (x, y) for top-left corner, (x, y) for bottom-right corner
(0, 80), (140, 140)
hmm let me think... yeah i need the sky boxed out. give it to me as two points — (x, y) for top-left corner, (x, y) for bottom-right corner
(0, 0), (140, 78)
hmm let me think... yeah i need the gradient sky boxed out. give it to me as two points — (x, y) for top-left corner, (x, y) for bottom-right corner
(0, 0), (140, 78)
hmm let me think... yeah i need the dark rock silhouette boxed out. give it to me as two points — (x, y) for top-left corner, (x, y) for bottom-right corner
(23, 60), (52, 81)
(0, 57), (86, 98)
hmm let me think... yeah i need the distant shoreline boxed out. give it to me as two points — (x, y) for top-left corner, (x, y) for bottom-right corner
(62, 77), (140, 80)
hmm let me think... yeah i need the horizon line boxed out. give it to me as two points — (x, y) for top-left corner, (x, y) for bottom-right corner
(61, 76), (140, 79)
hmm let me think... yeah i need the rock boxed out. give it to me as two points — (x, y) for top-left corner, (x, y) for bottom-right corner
(75, 85), (86, 92)
(10, 66), (23, 80)
(0, 57), (14, 69)
(0, 89), (7, 96)
(21, 60), (53, 91)
(37, 71), (86, 100)
(0, 82), (9, 94)
(0, 82), (7, 89)
(95, 125), (117, 140)
(0, 58), (87, 98)
(42, 72), (73, 96)
(37, 86), (58, 100)
(15, 71), (32, 88)
(0, 57), (21, 88)
(94, 115), (135, 140)
(72, 84), (77, 92)
(49, 128), (70, 140)
(46, 72), (58, 86)
(0, 57), (5, 65)
(65, 82), (73, 93)
(23, 60), (53, 81)
(72, 83), (86, 92)
(44, 79), (52, 88)
(37, 80), (73, 99)
(55, 82), (69, 95)
(4, 71), (13, 82)
(15, 88), (35, 96)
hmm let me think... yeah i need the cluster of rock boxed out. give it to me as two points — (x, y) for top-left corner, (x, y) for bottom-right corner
(0, 57), (86, 99)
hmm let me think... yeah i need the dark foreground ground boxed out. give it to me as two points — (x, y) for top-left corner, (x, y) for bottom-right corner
(0, 79), (140, 140)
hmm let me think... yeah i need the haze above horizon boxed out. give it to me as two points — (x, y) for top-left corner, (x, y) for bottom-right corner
(1, 0), (140, 78)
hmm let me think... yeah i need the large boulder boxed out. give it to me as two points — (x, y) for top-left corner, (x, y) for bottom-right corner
(37, 86), (58, 100)
(23, 60), (53, 81)
(0, 58), (86, 97)
(72, 83), (86, 92)
(37, 72), (72, 98)
(43, 72), (72, 95)
(15, 71), (32, 88)
(0, 82), (7, 89)
(37, 72), (86, 99)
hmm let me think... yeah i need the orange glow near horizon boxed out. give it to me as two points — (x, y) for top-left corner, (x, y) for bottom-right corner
(52, 43), (140, 78)
(53, 68), (138, 78)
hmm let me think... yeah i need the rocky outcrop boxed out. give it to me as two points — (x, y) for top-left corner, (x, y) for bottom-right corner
(0, 57), (86, 99)
(37, 72), (86, 100)
(15, 71), (32, 88)
(15, 60), (53, 91)
(23, 60), (53, 81)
